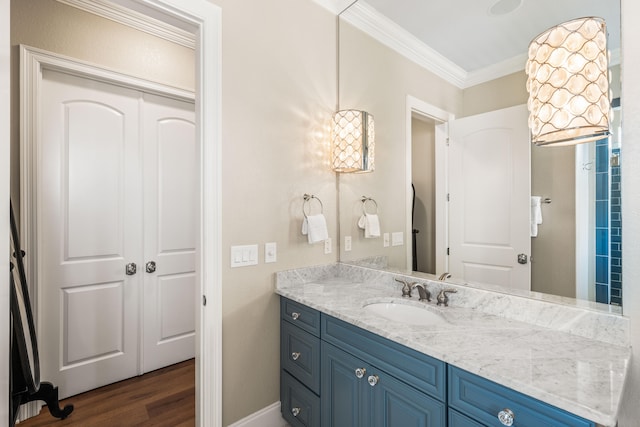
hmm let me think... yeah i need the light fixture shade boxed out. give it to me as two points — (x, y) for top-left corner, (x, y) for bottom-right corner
(526, 17), (611, 146)
(332, 110), (375, 173)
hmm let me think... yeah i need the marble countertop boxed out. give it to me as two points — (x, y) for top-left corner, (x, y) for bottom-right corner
(276, 268), (630, 427)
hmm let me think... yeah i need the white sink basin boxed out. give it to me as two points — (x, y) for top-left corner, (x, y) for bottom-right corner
(363, 302), (446, 326)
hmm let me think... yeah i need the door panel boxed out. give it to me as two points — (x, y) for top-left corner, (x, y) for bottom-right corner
(448, 104), (531, 290)
(142, 93), (196, 372)
(40, 69), (142, 398)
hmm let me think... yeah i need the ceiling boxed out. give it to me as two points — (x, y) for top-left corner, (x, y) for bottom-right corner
(323, 0), (620, 88)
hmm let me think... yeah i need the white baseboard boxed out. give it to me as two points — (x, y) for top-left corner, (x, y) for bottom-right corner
(227, 401), (289, 427)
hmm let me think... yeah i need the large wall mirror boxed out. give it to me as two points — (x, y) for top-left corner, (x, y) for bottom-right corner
(336, 0), (622, 310)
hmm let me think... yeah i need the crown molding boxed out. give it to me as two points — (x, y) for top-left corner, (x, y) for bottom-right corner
(342, 2), (468, 88)
(57, 0), (195, 49)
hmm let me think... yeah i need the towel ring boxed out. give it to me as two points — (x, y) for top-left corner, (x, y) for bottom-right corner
(361, 196), (378, 215)
(303, 194), (323, 218)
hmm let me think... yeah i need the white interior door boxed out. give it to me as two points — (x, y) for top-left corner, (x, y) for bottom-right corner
(142, 93), (196, 372)
(39, 69), (142, 398)
(448, 104), (531, 290)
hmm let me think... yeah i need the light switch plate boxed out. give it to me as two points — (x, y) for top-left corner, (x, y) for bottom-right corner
(230, 244), (258, 267)
(392, 232), (404, 246)
(265, 242), (277, 263)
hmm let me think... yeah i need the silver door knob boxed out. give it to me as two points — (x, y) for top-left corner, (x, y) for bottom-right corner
(125, 262), (137, 275)
(354, 368), (366, 379)
(146, 261), (156, 273)
(498, 408), (515, 426)
(367, 375), (379, 387)
(517, 253), (528, 264)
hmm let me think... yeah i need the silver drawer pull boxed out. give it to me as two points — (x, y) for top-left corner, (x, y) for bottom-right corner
(291, 312), (300, 320)
(354, 367), (366, 378)
(291, 352), (301, 361)
(367, 375), (379, 387)
(291, 407), (301, 417)
(498, 408), (515, 426)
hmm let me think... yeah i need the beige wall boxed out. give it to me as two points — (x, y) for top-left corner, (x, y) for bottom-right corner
(11, 0), (337, 424)
(411, 117), (436, 274)
(338, 21), (462, 268)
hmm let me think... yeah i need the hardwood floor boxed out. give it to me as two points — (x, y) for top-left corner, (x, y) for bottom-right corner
(19, 359), (195, 427)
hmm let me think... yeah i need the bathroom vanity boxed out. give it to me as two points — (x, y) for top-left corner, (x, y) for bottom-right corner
(276, 264), (630, 427)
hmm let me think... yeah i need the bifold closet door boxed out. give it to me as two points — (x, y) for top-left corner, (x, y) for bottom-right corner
(39, 69), (142, 399)
(141, 93), (196, 373)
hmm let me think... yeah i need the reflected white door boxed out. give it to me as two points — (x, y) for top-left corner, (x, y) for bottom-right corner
(39, 70), (142, 398)
(448, 104), (531, 290)
(39, 70), (196, 398)
(142, 94), (196, 372)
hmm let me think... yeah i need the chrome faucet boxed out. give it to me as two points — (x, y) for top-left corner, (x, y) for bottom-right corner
(395, 278), (412, 298)
(438, 272), (452, 281)
(412, 283), (431, 302)
(436, 289), (457, 307)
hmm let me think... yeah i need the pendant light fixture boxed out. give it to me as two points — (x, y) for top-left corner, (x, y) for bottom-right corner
(526, 17), (611, 146)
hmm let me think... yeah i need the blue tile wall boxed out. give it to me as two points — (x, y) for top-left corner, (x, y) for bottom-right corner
(594, 138), (610, 304)
(610, 148), (622, 306)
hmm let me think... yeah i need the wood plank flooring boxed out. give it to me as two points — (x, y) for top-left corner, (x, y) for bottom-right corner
(18, 359), (195, 427)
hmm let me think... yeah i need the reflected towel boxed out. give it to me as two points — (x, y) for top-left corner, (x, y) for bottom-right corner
(302, 214), (329, 244)
(531, 196), (543, 237)
(358, 213), (381, 238)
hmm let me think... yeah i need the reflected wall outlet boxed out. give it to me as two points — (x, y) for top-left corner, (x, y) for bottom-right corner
(383, 233), (390, 247)
(391, 232), (404, 246)
(344, 236), (352, 251)
(324, 238), (332, 254)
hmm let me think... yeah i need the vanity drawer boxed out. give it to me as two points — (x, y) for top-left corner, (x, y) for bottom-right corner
(321, 314), (446, 401)
(448, 409), (484, 427)
(281, 370), (320, 427)
(448, 366), (595, 427)
(282, 298), (321, 337)
(281, 320), (321, 394)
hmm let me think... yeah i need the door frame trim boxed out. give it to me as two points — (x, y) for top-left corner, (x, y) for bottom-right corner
(405, 95), (455, 273)
(19, 1), (222, 423)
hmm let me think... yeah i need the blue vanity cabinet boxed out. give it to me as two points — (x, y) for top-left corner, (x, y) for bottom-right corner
(281, 299), (321, 426)
(321, 341), (446, 427)
(448, 366), (596, 427)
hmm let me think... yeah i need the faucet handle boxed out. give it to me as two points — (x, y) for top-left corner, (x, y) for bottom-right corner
(395, 278), (412, 298)
(436, 289), (457, 306)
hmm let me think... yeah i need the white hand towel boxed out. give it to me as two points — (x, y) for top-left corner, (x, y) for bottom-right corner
(530, 196), (543, 237)
(302, 214), (329, 244)
(358, 213), (381, 238)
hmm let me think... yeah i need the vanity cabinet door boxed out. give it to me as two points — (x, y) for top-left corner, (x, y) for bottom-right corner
(321, 342), (370, 427)
(371, 368), (446, 427)
(321, 341), (446, 427)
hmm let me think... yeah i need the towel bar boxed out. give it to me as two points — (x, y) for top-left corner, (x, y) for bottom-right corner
(361, 196), (378, 215)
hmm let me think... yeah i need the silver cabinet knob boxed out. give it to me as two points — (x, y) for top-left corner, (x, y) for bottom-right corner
(291, 407), (301, 417)
(498, 408), (515, 426)
(291, 312), (300, 320)
(291, 352), (301, 361)
(367, 375), (379, 387)
(145, 260), (156, 273)
(125, 262), (137, 275)
(354, 368), (366, 379)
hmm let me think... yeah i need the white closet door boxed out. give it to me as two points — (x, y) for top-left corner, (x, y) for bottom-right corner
(39, 69), (142, 398)
(141, 93), (196, 372)
(448, 104), (531, 290)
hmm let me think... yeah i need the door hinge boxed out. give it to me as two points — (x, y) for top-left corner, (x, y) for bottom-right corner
(447, 193), (450, 202)
(447, 248), (450, 255)
(446, 137), (450, 146)
(202, 295), (207, 306)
